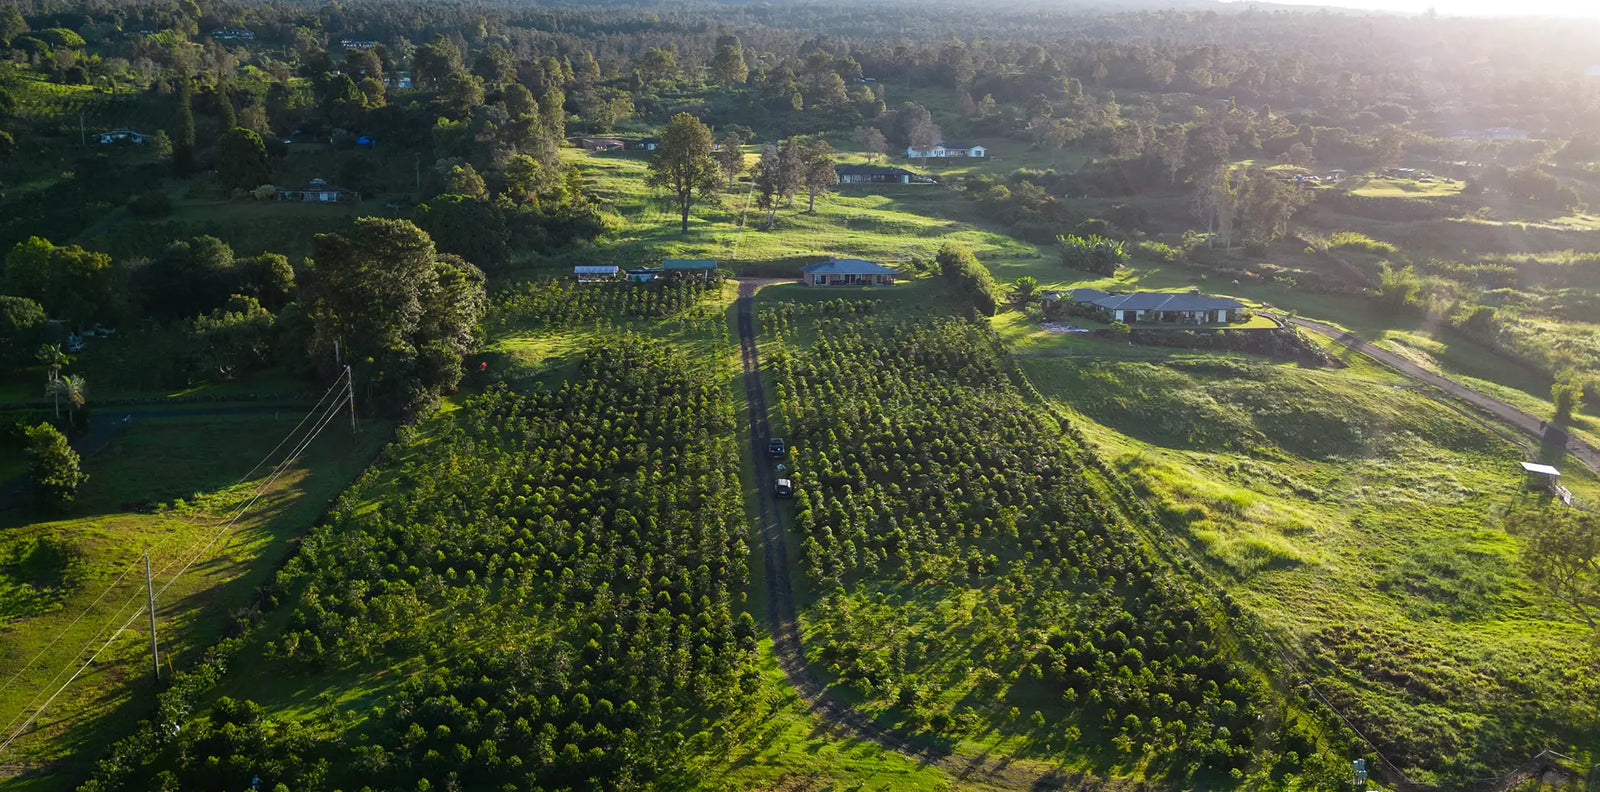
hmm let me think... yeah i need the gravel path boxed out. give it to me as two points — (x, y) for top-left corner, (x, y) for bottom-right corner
(1281, 314), (1600, 473)
(733, 279), (1067, 791)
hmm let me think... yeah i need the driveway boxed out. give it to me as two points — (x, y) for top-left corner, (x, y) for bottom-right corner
(1278, 314), (1600, 473)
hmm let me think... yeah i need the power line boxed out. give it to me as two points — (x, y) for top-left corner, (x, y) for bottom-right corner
(0, 372), (354, 703)
(0, 389), (351, 754)
(0, 383), (354, 754)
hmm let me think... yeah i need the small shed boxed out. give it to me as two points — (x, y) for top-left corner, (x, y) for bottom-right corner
(627, 267), (662, 283)
(662, 259), (718, 282)
(1521, 461), (1561, 489)
(574, 265), (621, 283)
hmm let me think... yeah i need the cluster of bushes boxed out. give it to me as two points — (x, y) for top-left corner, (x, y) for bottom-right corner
(1057, 233), (1127, 275)
(935, 243), (1003, 316)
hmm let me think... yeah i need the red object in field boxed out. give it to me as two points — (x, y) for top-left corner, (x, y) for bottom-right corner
(479, 362), (489, 371)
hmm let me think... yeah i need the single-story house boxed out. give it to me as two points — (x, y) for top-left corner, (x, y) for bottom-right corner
(906, 142), (987, 159)
(835, 164), (917, 184)
(99, 129), (148, 144)
(578, 137), (625, 152)
(801, 258), (897, 287)
(629, 137), (659, 151)
(212, 27), (254, 40)
(626, 267), (662, 283)
(662, 258), (718, 281)
(575, 265), (621, 283)
(275, 178), (361, 203)
(340, 39), (378, 50)
(1072, 289), (1243, 324)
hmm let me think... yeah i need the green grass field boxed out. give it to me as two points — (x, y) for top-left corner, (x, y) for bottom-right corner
(0, 409), (388, 787)
(1019, 352), (1600, 782)
(555, 148), (1050, 279)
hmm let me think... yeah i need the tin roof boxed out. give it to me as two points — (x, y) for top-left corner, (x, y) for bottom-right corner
(1521, 462), (1561, 477)
(1090, 291), (1244, 312)
(574, 265), (619, 275)
(802, 258), (897, 275)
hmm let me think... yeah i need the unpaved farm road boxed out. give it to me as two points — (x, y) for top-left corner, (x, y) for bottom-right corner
(1279, 314), (1600, 473)
(733, 279), (1081, 791)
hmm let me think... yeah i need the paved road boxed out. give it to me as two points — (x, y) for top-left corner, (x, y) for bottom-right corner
(733, 280), (1066, 791)
(1279, 314), (1600, 473)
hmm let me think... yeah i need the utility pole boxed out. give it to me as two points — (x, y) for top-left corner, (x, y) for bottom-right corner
(79, 112), (86, 147)
(345, 365), (357, 436)
(145, 553), (158, 681)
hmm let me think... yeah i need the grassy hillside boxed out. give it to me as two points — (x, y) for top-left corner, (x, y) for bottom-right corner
(0, 408), (387, 786)
(1022, 352), (1600, 784)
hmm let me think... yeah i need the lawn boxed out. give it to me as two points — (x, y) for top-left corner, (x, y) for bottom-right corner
(554, 148), (1050, 278)
(0, 407), (389, 787)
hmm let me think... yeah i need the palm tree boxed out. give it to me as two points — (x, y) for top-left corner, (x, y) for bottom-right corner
(48, 375), (87, 425)
(36, 344), (70, 417)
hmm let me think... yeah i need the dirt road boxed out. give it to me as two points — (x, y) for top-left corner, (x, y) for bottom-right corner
(732, 280), (1069, 790)
(1281, 314), (1600, 472)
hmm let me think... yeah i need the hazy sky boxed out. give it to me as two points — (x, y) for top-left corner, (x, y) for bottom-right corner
(1222, 0), (1600, 16)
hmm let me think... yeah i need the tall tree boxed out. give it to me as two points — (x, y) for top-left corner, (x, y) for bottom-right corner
(173, 77), (196, 175)
(646, 113), (721, 233)
(0, 4), (28, 46)
(302, 219), (485, 411)
(753, 144), (782, 229)
(776, 137), (803, 206)
(25, 423), (85, 511)
(1507, 509), (1600, 629)
(800, 138), (836, 212)
(0, 295), (46, 366)
(715, 131), (748, 188)
(216, 127), (271, 190)
(2, 238), (116, 328)
(852, 126), (887, 163)
(709, 34), (748, 86)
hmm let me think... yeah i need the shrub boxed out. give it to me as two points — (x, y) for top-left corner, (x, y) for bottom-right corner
(127, 191), (174, 219)
(936, 243), (1003, 316)
(1057, 234), (1127, 275)
(1553, 381), (1579, 423)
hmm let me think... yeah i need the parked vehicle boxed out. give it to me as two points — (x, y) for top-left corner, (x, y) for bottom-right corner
(773, 478), (793, 498)
(768, 437), (787, 458)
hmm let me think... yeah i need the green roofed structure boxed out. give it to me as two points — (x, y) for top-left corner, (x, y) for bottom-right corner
(662, 259), (719, 282)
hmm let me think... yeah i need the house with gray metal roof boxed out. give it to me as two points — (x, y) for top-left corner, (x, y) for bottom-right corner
(1070, 289), (1244, 324)
(801, 258), (897, 287)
